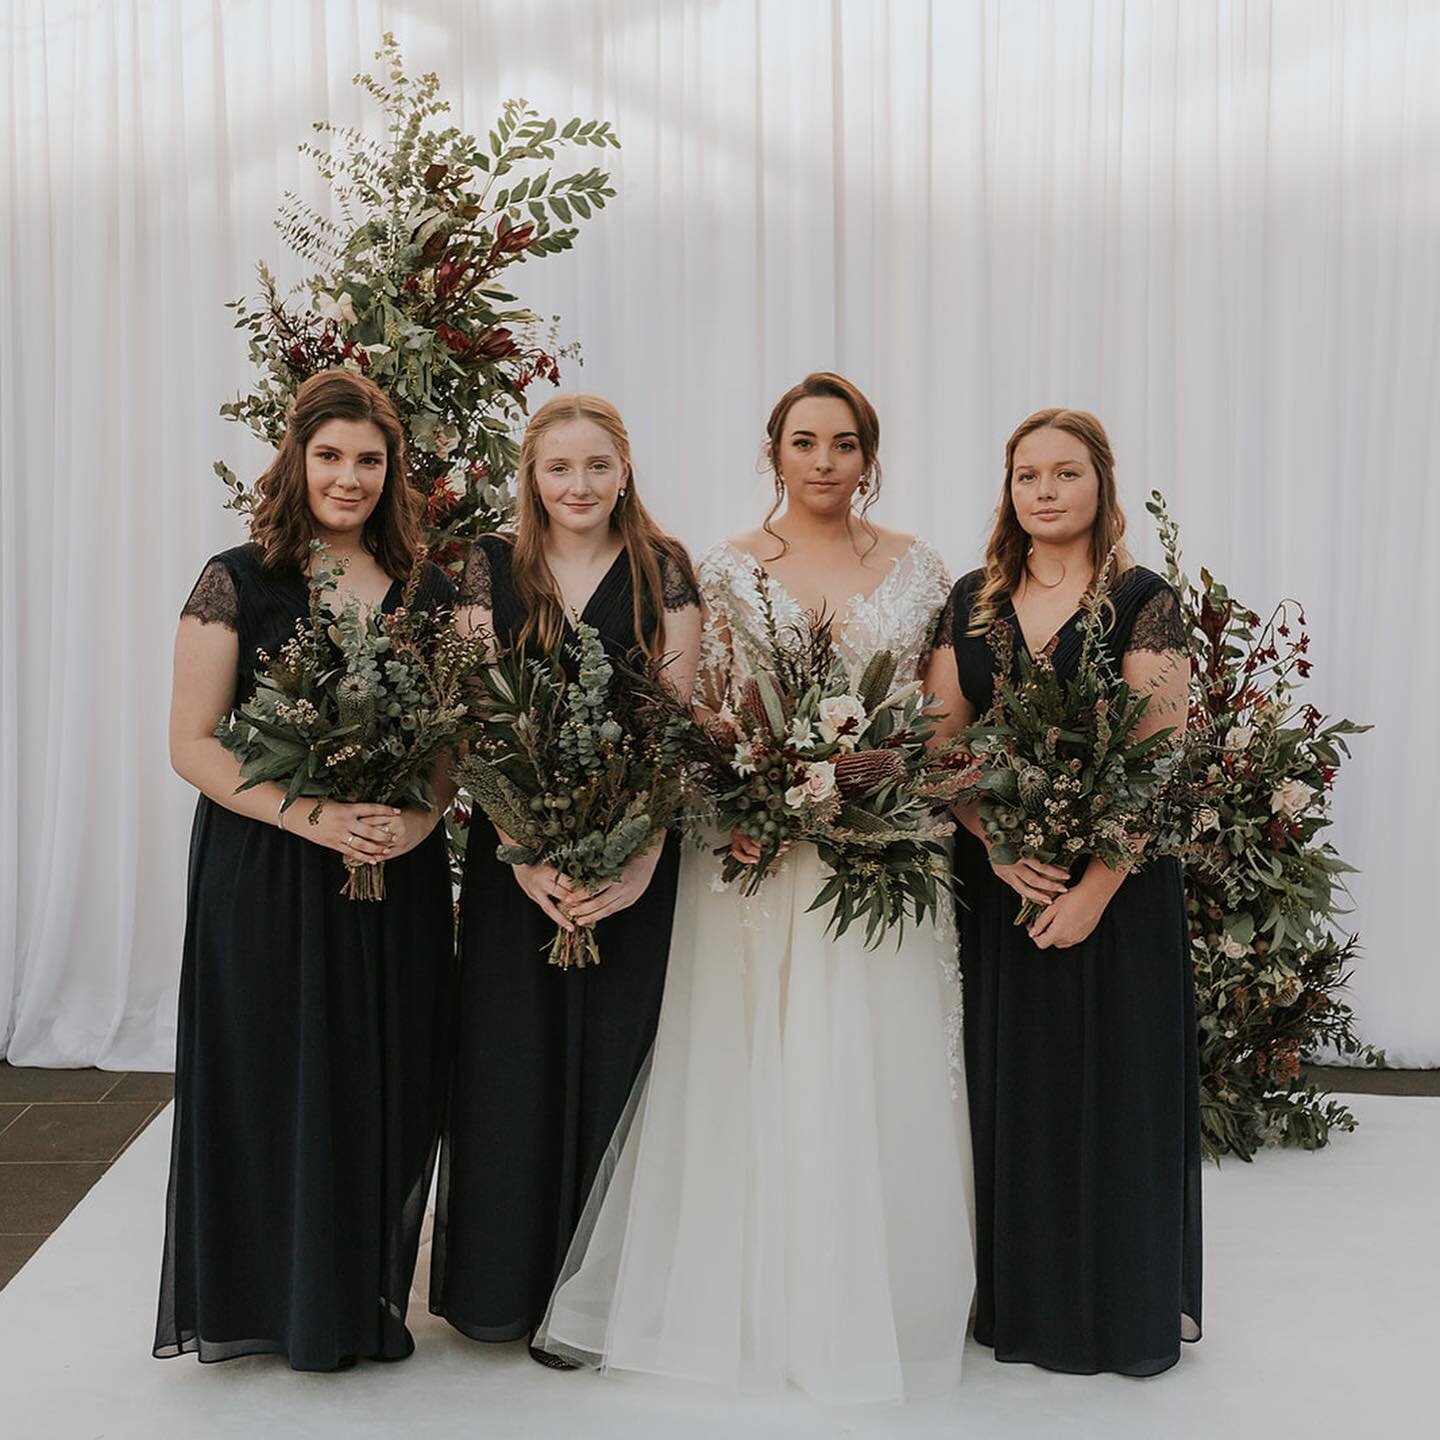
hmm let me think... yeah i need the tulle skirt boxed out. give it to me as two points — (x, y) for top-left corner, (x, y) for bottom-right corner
(535, 837), (976, 1404)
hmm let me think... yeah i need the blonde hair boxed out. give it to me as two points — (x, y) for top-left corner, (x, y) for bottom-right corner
(511, 393), (695, 660)
(970, 407), (1132, 635)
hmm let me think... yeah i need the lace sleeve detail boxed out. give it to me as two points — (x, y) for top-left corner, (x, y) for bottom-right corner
(929, 587), (957, 650)
(456, 539), (493, 608)
(180, 559), (238, 630)
(1127, 584), (1189, 655)
(661, 551), (700, 611)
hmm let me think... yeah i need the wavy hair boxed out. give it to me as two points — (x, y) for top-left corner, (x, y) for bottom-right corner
(510, 393), (696, 662)
(249, 369), (422, 578)
(969, 407), (1132, 635)
(760, 371), (882, 558)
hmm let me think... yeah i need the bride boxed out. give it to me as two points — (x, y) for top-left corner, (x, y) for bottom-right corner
(536, 372), (975, 1403)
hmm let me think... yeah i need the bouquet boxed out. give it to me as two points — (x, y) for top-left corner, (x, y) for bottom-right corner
(696, 572), (959, 946)
(957, 560), (1188, 927)
(217, 543), (486, 900)
(456, 623), (695, 970)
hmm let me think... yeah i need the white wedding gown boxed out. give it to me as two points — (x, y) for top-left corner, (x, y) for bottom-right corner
(536, 538), (975, 1404)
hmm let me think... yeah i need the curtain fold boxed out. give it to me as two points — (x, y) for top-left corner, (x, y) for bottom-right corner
(2, 0), (1436, 1067)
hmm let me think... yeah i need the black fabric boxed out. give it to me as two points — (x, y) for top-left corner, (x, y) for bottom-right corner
(430, 532), (683, 1342)
(155, 544), (458, 1371)
(945, 563), (1203, 1376)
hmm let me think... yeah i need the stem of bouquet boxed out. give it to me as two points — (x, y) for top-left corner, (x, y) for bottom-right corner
(547, 924), (603, 970)
(343, 858), (387, 902)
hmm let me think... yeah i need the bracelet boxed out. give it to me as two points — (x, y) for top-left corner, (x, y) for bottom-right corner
(276, 796), (288, 832)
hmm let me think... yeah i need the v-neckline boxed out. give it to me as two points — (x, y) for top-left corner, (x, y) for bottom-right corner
(1003, 592), (1082, 660)
(559, 546), (627, 632)
(724, 538), (917, 635)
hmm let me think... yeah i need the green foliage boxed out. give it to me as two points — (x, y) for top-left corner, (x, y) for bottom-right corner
(1147, 491), (1381, 1160)
(957, 553), (1188, 927)
(691, 570), (959, 946)
(216, 33), (619, 570)
(455, 624), (696, 969)
(215, 540), (488, 899)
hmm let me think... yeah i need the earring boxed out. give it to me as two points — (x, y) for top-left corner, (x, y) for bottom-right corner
(858, 477), (870, 495)
(618, 489), (627, 500)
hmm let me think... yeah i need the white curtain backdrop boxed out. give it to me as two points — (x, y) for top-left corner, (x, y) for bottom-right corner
(2, 0), (1437, 1069)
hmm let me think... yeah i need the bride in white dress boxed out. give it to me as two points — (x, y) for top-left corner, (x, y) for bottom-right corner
(536, 373), (975, 1403)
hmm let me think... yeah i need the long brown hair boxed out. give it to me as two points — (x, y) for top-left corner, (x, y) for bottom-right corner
(510, 393), (696, 661)
(249, 369), (422, 578)
(761, 371), (882, 558)
(969, 407), (1133, 635)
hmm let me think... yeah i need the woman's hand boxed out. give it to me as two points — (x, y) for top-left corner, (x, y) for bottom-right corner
(377, 806), (441, 860)
(512, 860), (577, 932)
(730, 828), (763, 865)
(989, 854), (1071, 908)
(295, 801), (403, 860)
(561, 842), (665, 928)
(1027, 884), (1109, 950)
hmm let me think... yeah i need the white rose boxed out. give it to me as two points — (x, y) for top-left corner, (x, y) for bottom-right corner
(817, 694), (869, 750)
(1270, 779), (1314, 820)
(786, 761), (837, 809)
(1221, 936), (1250, 960)
(1227, 724), (1255, 751)
(316, 290), (358, 326)
(732, 740), (757, 776)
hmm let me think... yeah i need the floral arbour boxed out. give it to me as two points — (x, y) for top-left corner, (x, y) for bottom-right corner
(215, 33), (619, 571)
(1148, 493), (1380, 1161)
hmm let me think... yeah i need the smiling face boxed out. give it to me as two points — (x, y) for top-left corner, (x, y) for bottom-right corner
(531, 417), (626, 535)
(304, 418), (388, 539)
(1009, 425), (1101, 547)
(775, 395), (867, 518)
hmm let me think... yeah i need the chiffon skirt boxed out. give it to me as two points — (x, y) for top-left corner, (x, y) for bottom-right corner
(536, 838), (976, 1403)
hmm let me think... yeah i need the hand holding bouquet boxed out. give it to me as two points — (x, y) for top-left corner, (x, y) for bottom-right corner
(958, 564), (1187, 927)
(696, 572), (958, 946)
(217, 543), (486, 899)
(456, 623), (695, 970)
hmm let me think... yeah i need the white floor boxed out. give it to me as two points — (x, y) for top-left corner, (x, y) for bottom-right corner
(3, 1096), (1436, 1440)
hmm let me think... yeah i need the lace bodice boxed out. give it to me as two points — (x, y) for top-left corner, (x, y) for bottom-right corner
(697, 538), (951, 699)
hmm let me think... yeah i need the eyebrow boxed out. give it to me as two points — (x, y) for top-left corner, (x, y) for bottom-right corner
(1018, 458), (1083, 467)
(790, 429), (860, 440)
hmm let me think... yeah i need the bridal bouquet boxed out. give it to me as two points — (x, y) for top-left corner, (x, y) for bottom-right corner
(217, 544), (486, 900)
(697, 574), (958, 945)
(958, 564), (1187, 927)
(455, 624), (696, 970)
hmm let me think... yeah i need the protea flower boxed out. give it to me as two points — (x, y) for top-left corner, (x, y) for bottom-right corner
(1018, 764), (1050, 814)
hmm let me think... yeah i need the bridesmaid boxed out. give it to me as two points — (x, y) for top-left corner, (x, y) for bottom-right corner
(925, 407), (1202, 1375)
(157, 370), (457, 1370)
(430, 393), (702, 1365)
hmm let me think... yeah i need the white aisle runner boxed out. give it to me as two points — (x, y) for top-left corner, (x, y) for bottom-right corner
(2, 1096), (1435, 1439)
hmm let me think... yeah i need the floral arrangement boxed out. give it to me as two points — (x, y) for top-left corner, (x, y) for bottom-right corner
(956, 556), (1189, 927)
(216, 34), (619, 569)
(217, 543), (486, 900)
(1148, 493), (1379, 1160)
(456, 624), (695, 970)
(696, 574), (960, 946)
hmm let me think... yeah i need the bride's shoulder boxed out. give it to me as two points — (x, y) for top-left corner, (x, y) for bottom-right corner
(874, 529), (949, 585)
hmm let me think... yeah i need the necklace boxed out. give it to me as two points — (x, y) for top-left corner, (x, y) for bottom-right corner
(1024, 552), (1066, 591)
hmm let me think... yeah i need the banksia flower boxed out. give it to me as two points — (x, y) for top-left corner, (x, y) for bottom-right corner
(337, 673), (376, 734)
(834, 748), (906, 799)
(740, 677), (768, 728)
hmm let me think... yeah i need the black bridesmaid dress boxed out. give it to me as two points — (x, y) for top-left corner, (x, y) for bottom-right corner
(430, 533), (696, 1345)
(155, 543), (457, 1371)
(943, 564), (1203, 1376)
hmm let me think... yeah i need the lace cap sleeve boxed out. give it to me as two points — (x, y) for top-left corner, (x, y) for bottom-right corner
(929, 587), (958, 651)
(1126, 583), (1189, 655)
(661, 550), (701, 611)
(180, 558), (239, 630)
(456, 537), (494, 609)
